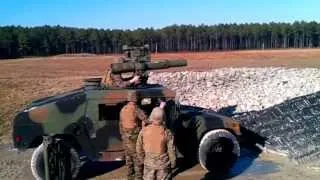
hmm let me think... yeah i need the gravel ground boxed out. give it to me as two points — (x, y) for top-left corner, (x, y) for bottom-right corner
(0, 145), (34, 180)
(148, 68), (320, 112)
(2, 67), (320, 180)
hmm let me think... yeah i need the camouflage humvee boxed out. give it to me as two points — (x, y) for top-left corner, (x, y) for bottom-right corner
(12, 45), (242, 179)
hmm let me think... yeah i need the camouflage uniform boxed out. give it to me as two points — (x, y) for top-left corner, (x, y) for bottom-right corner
(136, 107), (176, 180)
(100, 57), (136, 88)
(101, 69), (135, 88)
(120, 92), (148, 180)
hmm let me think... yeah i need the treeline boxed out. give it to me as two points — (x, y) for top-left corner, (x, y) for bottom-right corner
(1, 21), (320, 59)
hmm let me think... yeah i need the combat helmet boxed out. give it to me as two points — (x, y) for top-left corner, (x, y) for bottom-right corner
(149, 107), (166, 124)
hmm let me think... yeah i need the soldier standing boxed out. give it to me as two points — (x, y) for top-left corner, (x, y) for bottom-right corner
(136, 107), (177, 180)
(119, 91), (148, 180)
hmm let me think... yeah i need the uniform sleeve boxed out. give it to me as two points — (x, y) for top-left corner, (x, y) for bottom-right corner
(166, 130), (177, 168)
(136, 130), (145, 165)
(136, 108), (148, 125)
(100, 70), (111, 87)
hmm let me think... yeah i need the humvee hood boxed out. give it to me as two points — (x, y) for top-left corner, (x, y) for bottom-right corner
(26, 88), (85, 109)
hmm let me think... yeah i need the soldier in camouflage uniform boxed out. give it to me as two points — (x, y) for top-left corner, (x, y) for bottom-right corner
(119, 91), (148, 180)
(136, 107), (177, 180)
(100, 57), (141, 88)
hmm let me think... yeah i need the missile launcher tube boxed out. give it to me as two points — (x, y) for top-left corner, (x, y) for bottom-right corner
(111, 59), (187, 74)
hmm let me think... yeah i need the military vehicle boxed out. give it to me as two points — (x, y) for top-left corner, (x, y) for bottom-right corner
(12, 45), (243, 179)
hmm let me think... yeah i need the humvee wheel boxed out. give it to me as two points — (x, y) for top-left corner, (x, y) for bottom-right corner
(30, 140), (81, 180)
(199, 129), (240, 174)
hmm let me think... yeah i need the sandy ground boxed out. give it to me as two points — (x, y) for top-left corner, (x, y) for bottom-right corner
(1, 145), (319, 180)
(1, 49), (320, 179)
(94, 154), (320, 180)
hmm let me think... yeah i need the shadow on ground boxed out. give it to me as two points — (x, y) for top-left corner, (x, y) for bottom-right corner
(199, 125), (279, 180)
(76, 160), (125, 180)
(170, 129), (270, 180)
(201, 148), (280, 180)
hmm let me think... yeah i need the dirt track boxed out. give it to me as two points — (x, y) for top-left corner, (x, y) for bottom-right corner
(94, 152), (320, 180)
(1, 145), (319, 180)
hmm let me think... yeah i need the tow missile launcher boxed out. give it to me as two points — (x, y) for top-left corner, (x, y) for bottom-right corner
(12, 44), (243, 180)
(100, 44), (187, 87)
(111, 59), (187, 74)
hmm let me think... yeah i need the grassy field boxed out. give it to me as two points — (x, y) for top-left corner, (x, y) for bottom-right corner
(1, 49), (320, 143)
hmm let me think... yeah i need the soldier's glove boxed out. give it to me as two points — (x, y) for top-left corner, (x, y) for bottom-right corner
(130, 75), (140, 84)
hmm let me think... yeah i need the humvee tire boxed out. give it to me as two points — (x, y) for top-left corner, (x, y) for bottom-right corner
(30, 140), (81, 180)
(199, 129), (240, 174)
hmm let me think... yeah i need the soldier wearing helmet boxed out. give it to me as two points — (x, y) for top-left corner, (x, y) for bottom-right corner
(136, 107), (177, 180)
(119, 91), (148, 180)
(100, 44), (151, 88)
(100, 57), (141, 88)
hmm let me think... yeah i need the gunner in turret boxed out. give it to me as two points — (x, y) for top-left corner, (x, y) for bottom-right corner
(100, 44), (149, 88)
(100, 57), (141, 88)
